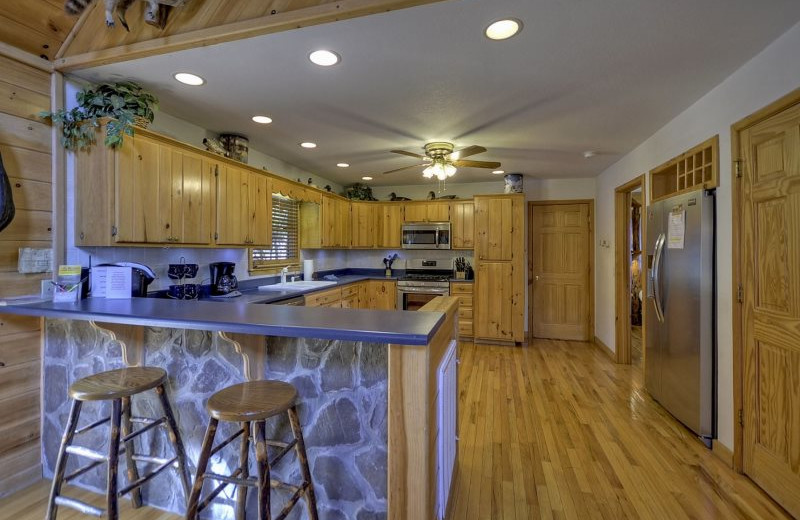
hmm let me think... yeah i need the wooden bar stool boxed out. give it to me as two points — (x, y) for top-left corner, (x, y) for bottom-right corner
(47, 367), (191, 519)
(186, 380), (318, 520)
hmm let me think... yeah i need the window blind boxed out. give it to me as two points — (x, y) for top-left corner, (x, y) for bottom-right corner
(251, 195), (299, 267)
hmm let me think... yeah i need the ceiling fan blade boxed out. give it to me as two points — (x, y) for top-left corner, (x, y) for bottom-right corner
(452, 159), (501, 169)
(382, 163), (426, 175)
(391, 149), (426, 159)
(450, 145), (486, 160)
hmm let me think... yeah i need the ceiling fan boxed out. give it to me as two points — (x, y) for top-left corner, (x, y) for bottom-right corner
(383, 142), (501, 180)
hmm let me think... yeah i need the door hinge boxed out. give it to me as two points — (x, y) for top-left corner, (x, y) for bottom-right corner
(738, 409), (744, 427)
(111, 225), (117, 237)
(214, 165), (219, 177)
(214, 232), (218, 240)
(737, 283), (744, 303)
(734, 160), (743, 178)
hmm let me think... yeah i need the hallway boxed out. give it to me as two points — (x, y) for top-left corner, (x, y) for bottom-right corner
(447, 340), (789, 520)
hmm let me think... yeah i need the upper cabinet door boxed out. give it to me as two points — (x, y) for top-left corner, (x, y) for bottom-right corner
(177, 152), (213, 245)
(378, 203), (403, 248)
(351, 202), (376, 248)
(247, 172), (272, 246)
(215, 165), (248, 245)
(451, 201), (474, 249)
(429, 201), (450, 222)
(474, 196), (514, 261)
(403, 203), (427, 222)
(115, 134), (165, 243)
(403, 201), (449, 222)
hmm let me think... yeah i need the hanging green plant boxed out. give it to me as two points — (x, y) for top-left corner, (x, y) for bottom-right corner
(41, 81), (159, 150)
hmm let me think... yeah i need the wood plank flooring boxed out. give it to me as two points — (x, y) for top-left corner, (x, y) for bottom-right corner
(0, 481), (180, 519)
(447, 339), (790, 520)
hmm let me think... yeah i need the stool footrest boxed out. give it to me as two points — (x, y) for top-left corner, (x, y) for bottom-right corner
(197, 468), (244, 513)
(209, 428), (245, 458)
(204, 471), (255, 488)
(117, 456), (178, 497)
(131, 454), (175, 467)
(65, 445), (111, 462)
(74, 416), (110, 436)
(54, 495), (103, 516)
(269, 439), (297, 467)
(65, 459), (105, 482)
(122, 416), (165, 443)
(275, 483), (309, 520)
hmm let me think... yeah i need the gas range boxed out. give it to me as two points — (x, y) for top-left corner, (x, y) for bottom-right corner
(397, 259), (452, 289)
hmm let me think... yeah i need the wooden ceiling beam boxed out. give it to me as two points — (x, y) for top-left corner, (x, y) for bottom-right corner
(0, 42), (53, 72)
(54, 0), (449, 73)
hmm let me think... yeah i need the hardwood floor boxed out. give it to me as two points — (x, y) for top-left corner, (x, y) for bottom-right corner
(447, 339), (790, 520)
(0, 481), (180, 519)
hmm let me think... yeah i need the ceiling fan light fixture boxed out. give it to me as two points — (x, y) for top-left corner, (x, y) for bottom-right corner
(309, 50), (340, 67)
(485, 18), (522, 41)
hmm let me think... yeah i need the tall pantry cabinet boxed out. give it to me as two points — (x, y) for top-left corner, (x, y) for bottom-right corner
(473, 194), (525, 343)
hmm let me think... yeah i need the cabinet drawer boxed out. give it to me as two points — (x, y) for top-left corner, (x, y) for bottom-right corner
(341, 284), (360, 298)
(449, 282), (473, 295)
(458, 320), (474, 336)
(458, 307), (473, 321)
(304, 287), (342, 307)
(340, 294), (359, 309)
(455, 295), (473, 309)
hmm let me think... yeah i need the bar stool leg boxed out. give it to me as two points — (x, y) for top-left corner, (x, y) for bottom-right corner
(46, 399), (83, 520)
(156, 384), (192, 503)
(254, 420), (271, 520)
(288, 406), (318, 520)
(186, 418), (218, 520)
(120, 396), (143, 508)
(236, 421), (251, 520)
(107, 398), (123, 520)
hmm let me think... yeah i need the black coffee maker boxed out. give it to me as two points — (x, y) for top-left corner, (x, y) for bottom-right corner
(209, 262), (238, 296)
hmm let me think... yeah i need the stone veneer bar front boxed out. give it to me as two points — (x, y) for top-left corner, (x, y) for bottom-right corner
(1, 296), (459, 520)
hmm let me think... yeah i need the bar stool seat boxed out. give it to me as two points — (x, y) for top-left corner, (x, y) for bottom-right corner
(69, 366), (167, 401)
(187, 380), (318, 520)
(47, 366), (191, 520)
(206, 380), (297, 422)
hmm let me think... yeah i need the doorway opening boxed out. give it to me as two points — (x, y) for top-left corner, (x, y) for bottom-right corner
(614, 175), (646, 365)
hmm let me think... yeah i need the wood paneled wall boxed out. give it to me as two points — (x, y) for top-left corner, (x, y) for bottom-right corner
(0, 0), (75, 61)
(0, 54), (51, 496)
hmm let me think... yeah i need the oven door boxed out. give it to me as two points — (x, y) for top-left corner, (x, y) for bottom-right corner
(398, 287), (449, 311)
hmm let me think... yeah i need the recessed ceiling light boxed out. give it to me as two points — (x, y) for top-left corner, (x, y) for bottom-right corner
(300, 142), (317, 149)
(492, 170), (505, 175)
(337, 163), (350, 168)
(485, 19), (522, 40)
(309, 50), (340, 67)
(583, 150), (597, 158)
(252, 115), (272, 124)
(173, 72), (205, 86)
(362, 176), (373, 181)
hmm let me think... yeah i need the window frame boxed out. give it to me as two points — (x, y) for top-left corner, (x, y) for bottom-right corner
(249, 194), (300, 273)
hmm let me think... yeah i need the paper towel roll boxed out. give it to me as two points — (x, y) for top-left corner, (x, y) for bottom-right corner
(303, 259), (314, 281)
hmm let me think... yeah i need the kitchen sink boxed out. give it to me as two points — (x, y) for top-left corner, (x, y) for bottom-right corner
(257, 280), (338, 291)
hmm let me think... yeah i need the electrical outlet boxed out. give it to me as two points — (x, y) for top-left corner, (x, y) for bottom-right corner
(40, 279), (55, 299)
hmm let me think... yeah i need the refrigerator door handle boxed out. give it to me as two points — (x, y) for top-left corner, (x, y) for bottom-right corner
(652, 233), (666, 323)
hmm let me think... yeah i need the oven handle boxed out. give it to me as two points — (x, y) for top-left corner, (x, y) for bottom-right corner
(398, 287), (450, 294)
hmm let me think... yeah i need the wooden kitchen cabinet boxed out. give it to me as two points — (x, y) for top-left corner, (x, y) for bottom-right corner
(215, 164), (272, 246)
(351, 202), (377, 248)
(340, 283), (361, 309)
(76, 132), (215, 246)
(377, 203), (403, 248)
(450, 281), (474, 338)
(451, 201), (474, 249)
(472, 194), (524, 343)
(367, 280), (397, 310)
(403, 201), (450, 222)
(304, 286), (343, 307)
(474, 195), (514, 261)
(474, 262), (515, 341)
(300, 194), (352, 248)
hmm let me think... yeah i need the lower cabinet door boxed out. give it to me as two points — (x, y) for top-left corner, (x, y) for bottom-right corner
(474, 262), (514, 341)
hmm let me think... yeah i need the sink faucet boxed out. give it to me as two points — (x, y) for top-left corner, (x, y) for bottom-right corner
(280, 266), (289, 284)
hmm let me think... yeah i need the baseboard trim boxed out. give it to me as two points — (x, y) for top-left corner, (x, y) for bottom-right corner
(593, 336), (615, 360)
(712, 440), (734, 469)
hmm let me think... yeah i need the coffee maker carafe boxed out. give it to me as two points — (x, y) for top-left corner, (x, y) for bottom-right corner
(210, 262), (238, 296)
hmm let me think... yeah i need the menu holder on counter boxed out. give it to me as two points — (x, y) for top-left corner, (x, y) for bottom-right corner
(90, 266), (132, 299)
(53, 265), (83, 303)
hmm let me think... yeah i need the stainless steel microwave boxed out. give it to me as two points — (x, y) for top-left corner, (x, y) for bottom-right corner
(401, 222), (451, 249)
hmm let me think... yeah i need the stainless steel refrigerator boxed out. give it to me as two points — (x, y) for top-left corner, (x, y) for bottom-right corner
(645, 189), (715, 447)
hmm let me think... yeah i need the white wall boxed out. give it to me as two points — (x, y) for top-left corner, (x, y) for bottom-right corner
(593, 21), (800, 451)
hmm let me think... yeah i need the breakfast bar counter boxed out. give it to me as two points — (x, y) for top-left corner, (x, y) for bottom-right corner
(0, 296), (458, 520)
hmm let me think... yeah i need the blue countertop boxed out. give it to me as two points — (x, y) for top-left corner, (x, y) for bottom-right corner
(0, 297), (444, 345)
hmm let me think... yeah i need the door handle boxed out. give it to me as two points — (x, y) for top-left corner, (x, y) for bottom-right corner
(651, 233), (665, 323)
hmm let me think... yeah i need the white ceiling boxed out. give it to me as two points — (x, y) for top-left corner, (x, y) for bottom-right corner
(76, 0), (800, 187)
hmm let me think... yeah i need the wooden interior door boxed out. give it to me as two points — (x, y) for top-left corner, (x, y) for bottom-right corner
(531, 203), (591, 340)
(741, 101), (800, 516)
